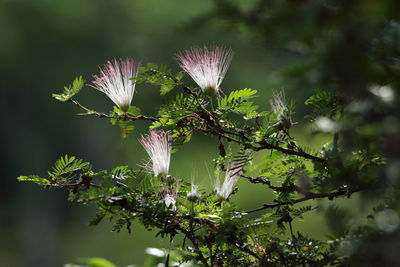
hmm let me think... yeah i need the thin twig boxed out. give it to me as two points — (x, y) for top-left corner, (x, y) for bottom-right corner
(180, 223), (210, 267)
(254, 140), (326, 163)
(232, 242), (262, 261)
(244, 188), (359, 214)
(68, 98), (157, 122)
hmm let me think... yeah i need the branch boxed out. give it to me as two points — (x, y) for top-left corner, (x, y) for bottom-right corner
(214, 128), (326, 163)
(254, 140), (326, 163)
(67, 98), (158, 122)
(240, 174), (300, 193)
(244, 188), (360, 214)
(179, 224), (210, 267)
(158, 76), (327, 164)
(232, 242), (261, 261)
(201, 110), (326, 164)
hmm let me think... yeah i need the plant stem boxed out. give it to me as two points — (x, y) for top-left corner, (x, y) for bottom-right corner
(209, 96), (215, 111)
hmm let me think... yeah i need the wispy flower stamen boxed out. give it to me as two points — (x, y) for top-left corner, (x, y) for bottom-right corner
(140, 130), (171, 178)
(215, 164), (242, 199)
(90, 58), (140, 112)
(163, 179), (179, 210)
(270, 90), (288, 118)
(187, 177), (201, 202)
(176, 45), (234, 97)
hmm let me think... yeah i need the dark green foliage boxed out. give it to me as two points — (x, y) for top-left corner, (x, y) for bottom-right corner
(305, 89), (339, 121)
(19, 73), (355, 266)
(17, 1), (400, 266)
(325, 205), (351, 237)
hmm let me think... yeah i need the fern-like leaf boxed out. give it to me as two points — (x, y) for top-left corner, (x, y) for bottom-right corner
(52, 76), (85, 101)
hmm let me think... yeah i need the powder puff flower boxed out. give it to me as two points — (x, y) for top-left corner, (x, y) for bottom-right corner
(90, 58), (140, 112)
(215, 165), (242, 199)
(270, 90), (288, 118)
(176, 45), (234, 97)
(270, 90), (293, 129)
(164, 194), (176, 210)
(140, 130), (171, 178)
(187, 178), (200, 202)
(163, 179), (179, 210)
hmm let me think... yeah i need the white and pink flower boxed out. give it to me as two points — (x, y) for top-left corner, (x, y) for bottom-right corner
(140, 130), (171, 178)
(176, 45), (234, 97)
(187, 177), (200, 202)
(215, 164), (242, 199)
(270, 90), (288, 119)
(163, 179), (179, 210)
(90, 58), (140, 112)
(163, 193), (177, 210)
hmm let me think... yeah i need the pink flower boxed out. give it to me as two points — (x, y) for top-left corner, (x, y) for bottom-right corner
(215, 164), (242, 199)
(140, 130), (171, 177)
(90, 58), (140, 112)
(176, 45), (234, 97)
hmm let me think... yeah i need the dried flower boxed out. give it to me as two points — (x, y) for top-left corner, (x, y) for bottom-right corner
(215, 165), (242, 199)
(140, 130), (171, 178)
(90, 58), (140, 112)
(176, 45), (234, 97)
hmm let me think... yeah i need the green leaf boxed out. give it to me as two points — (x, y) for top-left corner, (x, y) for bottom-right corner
(305, 89), (338, 120)
(87, 212), (106, 226)
(119, 122), (134, 138)
(244, 110), (259, 120)
(150, 120), (163, 129)
(52, 76), (85, 101)
(110, 106), (139, 137)
(49, 155), (91, 184)
(175, 71), (184, 81)
(132, 63), (179, 95)
(160, 81), (175, 95)
(113, 105), (123, 114)
(17, 175), (50, 186)
(127, 105), (141, 116)
(85, 258), (117, 267)
(217, 88), (258, 115)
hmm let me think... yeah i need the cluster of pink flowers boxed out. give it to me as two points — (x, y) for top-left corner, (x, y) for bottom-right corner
(139, 129), (241, 205)
(88, 46), (250, 208)
(90, 45), (233, 113)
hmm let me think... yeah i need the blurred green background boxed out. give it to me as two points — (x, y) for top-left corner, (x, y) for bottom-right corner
(0, 0), (351, 266)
